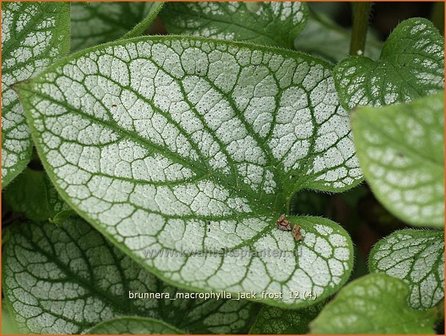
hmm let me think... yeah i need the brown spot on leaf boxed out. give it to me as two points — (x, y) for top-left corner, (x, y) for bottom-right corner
(276, 214), (292, 231)
(292, 225), (302, 241)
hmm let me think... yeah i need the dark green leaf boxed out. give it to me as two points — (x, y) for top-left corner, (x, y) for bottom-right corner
(71, 2), (163, 51)
(4, 168), (71, 222)
(161, 2), (308, 48)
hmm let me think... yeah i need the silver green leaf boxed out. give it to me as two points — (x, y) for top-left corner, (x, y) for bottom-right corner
(161, 2), (308, 48)
(310, 273), (439, 334)
(369, 229), (444, 310)
(294, 11), (382, 63)
(1, 2), (70, 188)
(87, 317), (184, 334)
(4, 168), (72, 223)
(249, 302), (323, 334)
(334, 18), (444, 110)
(20, 36), (359, 308)
(2, 218), (258, 334)
(352, 93), (444, 228)
(71, 2), (163, 51)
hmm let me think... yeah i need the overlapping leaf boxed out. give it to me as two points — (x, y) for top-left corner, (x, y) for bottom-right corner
(294, 11), (382, 63)
(71, 2), (163, 51)
(161, 2), (308, 48)
(334, 18), (444, 110)
(369, 229), (444, 310)
(4, 168), (72, 223)
(310, 273), (439, 334)
(1, 2), (70, 188)
(87, 317), (184, 334)
(20, 36), (360, 308)
(2, 218), (258, 334)
(352, 93), (444, 228)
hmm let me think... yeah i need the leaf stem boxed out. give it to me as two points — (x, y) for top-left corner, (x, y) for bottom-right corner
(431, 2), (444, 35)
(349, 2), (372, 56)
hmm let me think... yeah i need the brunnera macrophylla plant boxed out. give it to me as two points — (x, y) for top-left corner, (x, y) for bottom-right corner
(1, 1), (444, 335)
(20, 34), (360, 308)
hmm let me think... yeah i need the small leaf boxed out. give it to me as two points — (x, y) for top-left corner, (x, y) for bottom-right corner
(161, 2), (308, 48)
(310, 273), (438, 334)
(369, 229), (444, 310)
(294, 11), (382, 63)
(2, 218), (258, 334)
(352, 93), (444, 228)
(4, 168), (71, 222)
(87, 317), (184, 334)
(249, 302), (323, 334)
(20, 36), (359, 308)
(334, 18), (444, 110)
(1, 2), (70, 188)
(71, 2), (163, 51)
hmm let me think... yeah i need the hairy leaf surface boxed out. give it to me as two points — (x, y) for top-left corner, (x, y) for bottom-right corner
(369, 229), (444, 310)
(87, 317), (184, 334)
(249, 302), (322, 334)
(71, 2), (163, 51)
(20, 36), (359, 308)
(4, 168), (71, 223)
(2, 218), (258, 334)
(161, 2), (308, 48)
(1, 2), (70, 188)
(334, 18), (444, 110)
(310, 273), (438, 334)
(352, 93), (444, 228)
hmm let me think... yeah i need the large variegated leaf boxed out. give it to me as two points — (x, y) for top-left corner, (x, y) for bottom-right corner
(2, 218), (258, 334)
(1, 2), (70, 188)
(20, 36), (360, 308)
(310, 274), (439, 334)
(87, 317), (183, 334)
(71, 2), (163, 51)
(369, 229), (444, 310)
(161, 2), (308, 48)
(352, 93), (444, 228)
(334, 18), (444, 110)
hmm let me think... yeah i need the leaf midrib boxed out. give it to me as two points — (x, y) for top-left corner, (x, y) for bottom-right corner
(25, 87), (286, 214)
